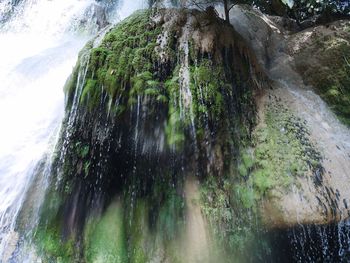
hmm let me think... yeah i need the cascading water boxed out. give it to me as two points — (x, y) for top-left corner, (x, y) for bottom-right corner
(0, 1), (349, 262)
(0, 0), (146, 260)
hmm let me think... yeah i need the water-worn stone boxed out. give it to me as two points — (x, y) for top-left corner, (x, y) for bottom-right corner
(230, 5), (350, 227)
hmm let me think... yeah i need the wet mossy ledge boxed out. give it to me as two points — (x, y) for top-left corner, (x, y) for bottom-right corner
(31, 8), (309, 263)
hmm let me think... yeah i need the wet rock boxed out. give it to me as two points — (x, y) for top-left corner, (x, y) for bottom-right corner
(1, 231), (18, 262)
(79, 3), (109, 32)
(235, 4), (350, 228)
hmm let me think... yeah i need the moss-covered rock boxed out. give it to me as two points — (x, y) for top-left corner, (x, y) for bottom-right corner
(291, 20), (350, 126)
(84, 202), (127, 263)
(253, 101), (323, 192)
(34, 8), (271, 262)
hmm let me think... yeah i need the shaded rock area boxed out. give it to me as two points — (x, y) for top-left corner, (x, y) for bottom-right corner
(267, 219), (350, 262)
(78, 3), (109, 32)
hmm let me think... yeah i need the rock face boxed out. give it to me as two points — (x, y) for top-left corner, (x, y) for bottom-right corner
(290, 20), (350, 125)
(230, 5), (350, 227)
(35, 9), (272, 262)
(31, 5), (350, 262)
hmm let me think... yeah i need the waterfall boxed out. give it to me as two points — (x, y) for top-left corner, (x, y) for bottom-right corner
(0, 0), (146, 261)
(1, 1), (349, 262)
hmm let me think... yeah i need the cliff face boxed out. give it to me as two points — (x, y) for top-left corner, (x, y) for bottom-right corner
(230, 5), (350, 227)
(35, 9), (270, 262)
(32, 6), (350, 263)
(290, 20), (350, 125)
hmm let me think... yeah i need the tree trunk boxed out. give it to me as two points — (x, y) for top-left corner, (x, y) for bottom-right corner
(223, 0), (230, 22)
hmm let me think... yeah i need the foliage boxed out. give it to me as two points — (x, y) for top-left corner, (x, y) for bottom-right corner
(150, 0), (349, 24)
(287, 0), (349, 22)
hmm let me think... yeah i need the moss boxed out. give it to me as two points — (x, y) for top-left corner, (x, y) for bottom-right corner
(83, 202), (127, 263)
(80, 79), (100, 110)
(198, 100), (324, 258)
(74, 10), (164, 113)
(165, 106), (185, 147)
(251, 169), (274, 194)
(190, 59), (228, 123)
(238, 163), (248, 177)
(296, 36), (350, 126)
(164, 68), (186, 148)
(67, 10), (187, 149)
(317, 49), (350, 126)
(66, 9), (258, 154)
(200, 176), (260, 259)
(54, 8), (267, 262)
(126, 201), (149, 263)
(75, 142), (89, 158)
(252, 102), (323, 193)
(34, 223), (75, 262)
(157, 190), (185, 241)
(234, 184), (256, 210)
(242, 153), (254, 170)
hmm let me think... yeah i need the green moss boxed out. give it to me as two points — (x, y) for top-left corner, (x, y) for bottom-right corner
(157, 191), (185, 241)
(238, 163), (248, 177)
(190, 59), (228, 123)
(200, 176), (258, 258)
(298, 38), (350, 126)
(198, 100), (324, 258)
(252, 102), (322, 193)
(80, 79), (100, 111)
(234, 184), (256, 210)
(165, 107), (185, 147)
(242, 153), (254, 170)
(74, 11), (164, 113)
(252, 169), (274, 194)
(34, 223), (75, 262)
(126, 201), (149, 263)
(67, 11), (189, 149)
(164, 69), (186, 148)
(57, 9), (265, 261)
(75, 142), (89, 158)
(84, 202), (127, 263)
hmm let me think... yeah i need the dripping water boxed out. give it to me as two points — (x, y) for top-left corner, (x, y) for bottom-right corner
(0, 0), (147, 260)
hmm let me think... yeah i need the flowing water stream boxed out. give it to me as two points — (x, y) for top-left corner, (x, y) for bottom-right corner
(0, 0), (146, 260)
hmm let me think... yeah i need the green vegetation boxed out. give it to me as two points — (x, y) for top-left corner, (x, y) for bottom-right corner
(253, 102), (323, 191)
(199, 101), (324, 258)
(67, 9), (255, 150)
(201, 176), (254, 248)
(296, 32), (350, 126)
(43, 8), (270, 262)
(315, 40), (350, 126)
(124, 201), (149, 263)
(34, 223), (75, 263)
(71, 10), (164, 113)
(67, 10), (187, 148)
(84, 202), (127, 263)
(190, 59), (228, 122)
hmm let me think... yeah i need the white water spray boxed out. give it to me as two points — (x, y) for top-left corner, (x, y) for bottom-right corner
(0, 0), (146, 260)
